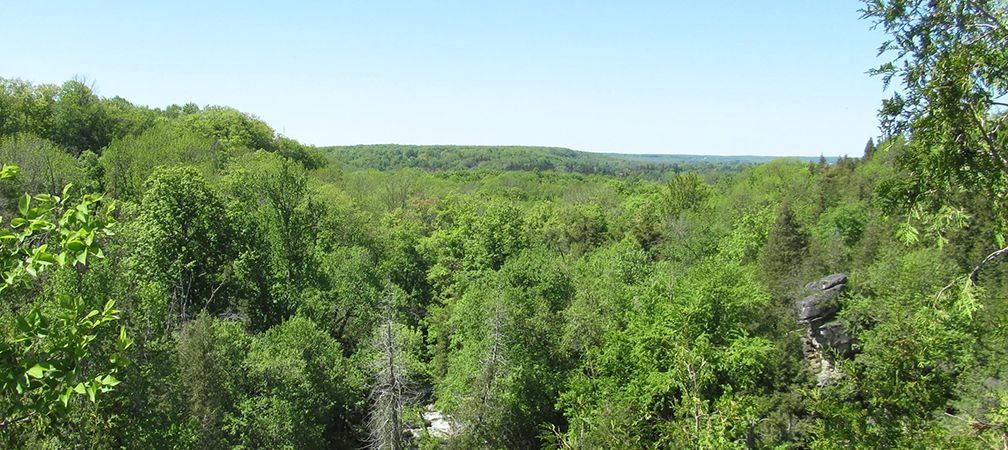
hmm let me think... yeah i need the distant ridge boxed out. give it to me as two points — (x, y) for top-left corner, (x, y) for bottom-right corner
(323, 144), (838, 178)
(600, 153), (836, 164)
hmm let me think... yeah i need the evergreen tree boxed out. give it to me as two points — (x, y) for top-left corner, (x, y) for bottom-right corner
(862, 137), (876, 159)
(759, 204), (809, 298)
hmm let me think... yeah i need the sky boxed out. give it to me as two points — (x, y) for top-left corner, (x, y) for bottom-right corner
(1, 1), (888, 156)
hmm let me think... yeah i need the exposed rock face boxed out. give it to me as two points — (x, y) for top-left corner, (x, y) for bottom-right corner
(803, 273), (848, 291)
(796, 273), (854, 385)
(406, 405), (460, 441)
(797, 286), (843, 321)
(421, 407), (458, 438)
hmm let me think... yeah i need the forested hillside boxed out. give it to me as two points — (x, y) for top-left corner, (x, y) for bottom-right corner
(324, 144), (827, 179)
(2, 1), (1008, 448)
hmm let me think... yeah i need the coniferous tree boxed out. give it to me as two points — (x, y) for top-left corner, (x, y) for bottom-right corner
(759, 204), (809, 298)
(862, 137), (876, 159)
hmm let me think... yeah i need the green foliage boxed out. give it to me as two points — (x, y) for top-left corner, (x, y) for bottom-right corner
(182, 106), (277, 152)
(326, 144), (777, 179)
(0, 134), (84, 198)
(168, 314), (367, 449)
(759, 204), (810, 298)
(4, 73), (1007, 448)
(0, 78), (57, 140)
(134, 167), (235, 326)
(277, 135), (325, 170)
(0, 163), (127, 437)
(50, 80), (111, 155)
(174, 312), (250, 447)
(561, 239), (650, 355)
(437, 251), (572, 448)
(100, 120), (219, 200)
(0, 174), (114, 294)
(863, 0), (1008, 250)
(557, 249), (775, 448)
(0, 297), (129, 431)
(240, 316), (366, 450)
(420, 196), (530, 298)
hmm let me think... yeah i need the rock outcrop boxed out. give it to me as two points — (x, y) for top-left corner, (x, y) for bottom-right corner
(796, 273), (854, 385)
(421, 407), (459, 438)
(406, 404), (460, 441)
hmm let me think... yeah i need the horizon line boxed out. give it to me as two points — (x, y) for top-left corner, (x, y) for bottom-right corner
(318, 143), (854, 159)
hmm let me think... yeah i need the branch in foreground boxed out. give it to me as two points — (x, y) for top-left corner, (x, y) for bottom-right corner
(0, 413), (35, 429)
(969, 245), (1008, 283)
(937, 244), (1008, 301)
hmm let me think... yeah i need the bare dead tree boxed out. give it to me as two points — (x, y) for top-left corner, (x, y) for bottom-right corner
(368, 285), (412, 450)
(466, 286), (509, 445)
(479, 289), (507, 414)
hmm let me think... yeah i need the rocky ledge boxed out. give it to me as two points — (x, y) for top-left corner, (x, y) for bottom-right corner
(796, 273), (854, 385)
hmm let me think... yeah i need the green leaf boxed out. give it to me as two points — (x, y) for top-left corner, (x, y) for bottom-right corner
(896, 222), (920, 245)
(101, 374), (120, 386)
(73, 382), (86, 394)
(26, 364), (46, 378)
(15, 316), (31, 333)
(61, 387), (73, 407)
(18, 194), (29, 216)
(29, 217), (52, 231)
(36, 252), (57, 265)
(1, 164), (20, 179)
(65, 239), (86, 252)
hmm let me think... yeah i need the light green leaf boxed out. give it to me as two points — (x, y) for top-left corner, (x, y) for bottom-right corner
(61, 387), (73, 407)
(26, 364), (46, 378)
(18, 194), (29, 216)
(35, 252), (56, 265)
(65, 240), (86, 252)
(101, 374), (120, 386)
(1, 164), (20, 179)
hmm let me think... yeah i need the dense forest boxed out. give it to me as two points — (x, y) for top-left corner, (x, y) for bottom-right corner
(2, 1), (1008, 448)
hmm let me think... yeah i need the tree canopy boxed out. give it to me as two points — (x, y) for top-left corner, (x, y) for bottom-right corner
(1, 3), (1008, 445)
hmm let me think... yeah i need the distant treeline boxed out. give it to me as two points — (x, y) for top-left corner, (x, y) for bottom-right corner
(323, 144), (836, 179)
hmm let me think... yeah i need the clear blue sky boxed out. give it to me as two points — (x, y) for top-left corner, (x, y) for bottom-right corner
(2, 1), (887, 156)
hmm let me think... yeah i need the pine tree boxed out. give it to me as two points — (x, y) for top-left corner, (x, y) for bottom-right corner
(759, 204), (809, 298)
(863, 137), (876, 159)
